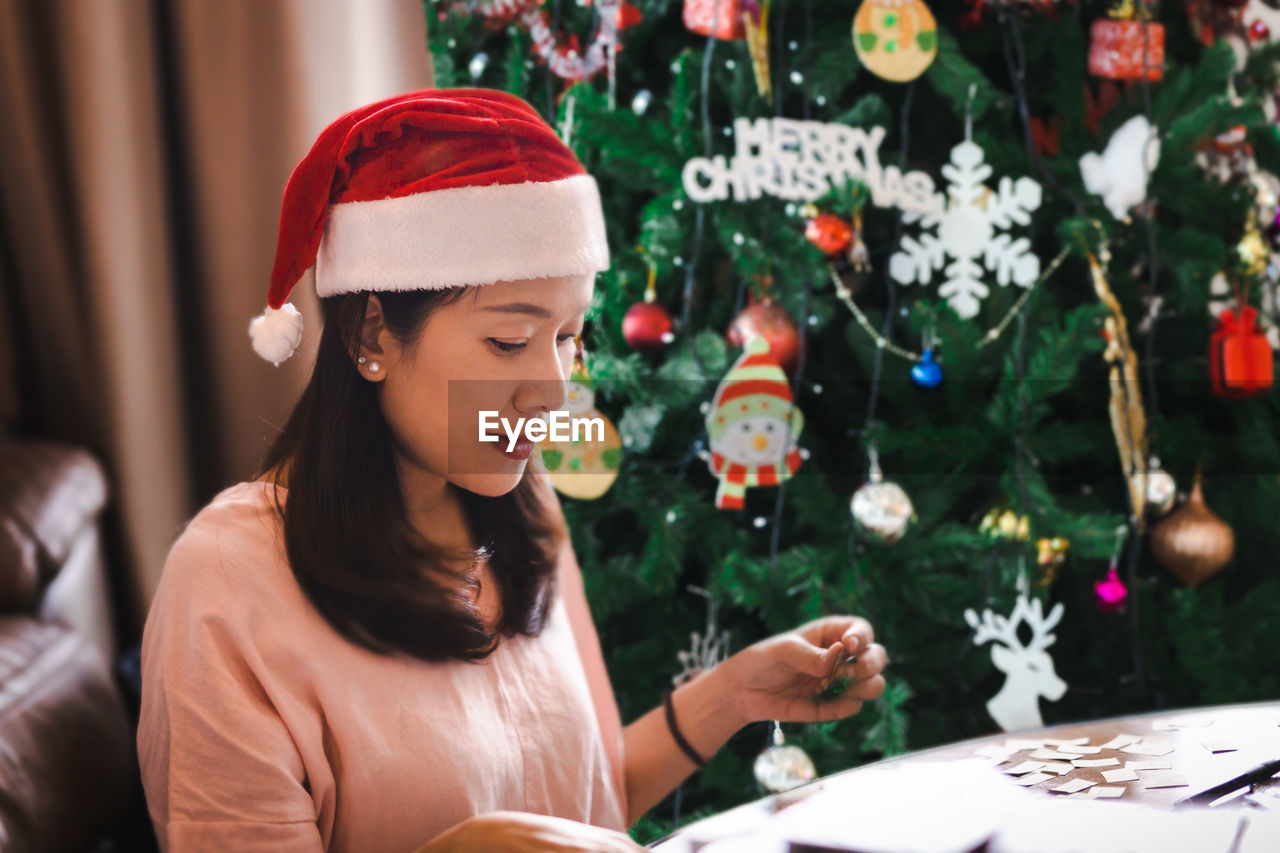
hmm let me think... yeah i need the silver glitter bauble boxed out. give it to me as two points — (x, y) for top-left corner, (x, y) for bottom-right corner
(1145, 465), (1177, 518)
(753, 723), (817, 793)
(851, 480), (914, 544)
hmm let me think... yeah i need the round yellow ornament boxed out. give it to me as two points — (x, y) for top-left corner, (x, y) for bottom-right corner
(852, 0), (938, 83)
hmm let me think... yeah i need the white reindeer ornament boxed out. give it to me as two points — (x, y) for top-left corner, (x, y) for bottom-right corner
(964, 594), (1067, 732)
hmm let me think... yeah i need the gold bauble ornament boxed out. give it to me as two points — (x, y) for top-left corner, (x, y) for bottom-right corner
(1035, 537), (1070, 587)
(979, 507), (1030, 541)
(1237, 227), (1269, 279)
(1149, 478), (1235, 587)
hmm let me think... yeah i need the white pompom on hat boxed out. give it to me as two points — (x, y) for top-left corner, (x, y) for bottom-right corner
(250, 87), (611, 364)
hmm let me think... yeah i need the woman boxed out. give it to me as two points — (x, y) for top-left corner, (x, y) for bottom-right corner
(137, 88), (888, 853)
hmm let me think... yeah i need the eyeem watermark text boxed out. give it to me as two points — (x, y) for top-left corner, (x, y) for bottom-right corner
(479, 411), (605, 451)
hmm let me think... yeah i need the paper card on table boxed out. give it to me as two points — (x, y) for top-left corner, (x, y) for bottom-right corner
(1126, 760), (1172, 771)
(1166, 717), (1215, 728)
(1002, 761), (1045, 776)
(1004, 738), (1044, 751)
(994, 795), (1250, 852)
(1014, 772), (1054, 786)
(1039, 762), (1074, 775)
(1152, 719), (1179, 732)
(1201, 739), (1238, 754)
(1057, 744), (1103, 755)
(974, 744), (1017, 760)
(1122, 740), (1175, 756)
(1030, 748), (1079, 760)
(1073, 757), (1121, 768)
(1102, 768), (1140, 783)
(769, 760), (1036, 853)
(1089, 786), (1126, 798)
(1051, 777), (1097, 794)
(1142, 771), (1190, 789)
(1101, 733), (1142, 749)
(1043, 737), (1091, 747)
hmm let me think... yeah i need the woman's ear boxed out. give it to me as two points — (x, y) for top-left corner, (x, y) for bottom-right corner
(357, 295), (393, 381)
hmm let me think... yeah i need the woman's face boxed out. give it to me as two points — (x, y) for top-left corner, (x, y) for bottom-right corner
(361, 274), (594, 499)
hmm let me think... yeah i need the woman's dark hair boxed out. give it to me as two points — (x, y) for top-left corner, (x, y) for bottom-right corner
(256, 288), (564, 663)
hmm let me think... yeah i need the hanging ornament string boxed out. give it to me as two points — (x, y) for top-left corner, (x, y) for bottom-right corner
(862, 79), (915, 437)
(844, 80), (916, 639)
(544, 0), (562, 120)
(992, 10), (1039, 591)
(1134, 0), (1163, 422)
(828, 244), (1072, 361)
(766, 0), (802, 583)
(674, 3), (730, 385)
(1000, 3), (1150, 698)
(673, 8), (734, 830)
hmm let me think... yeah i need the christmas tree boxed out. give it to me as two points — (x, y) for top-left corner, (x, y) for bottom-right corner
(428, 0), (1280, 844)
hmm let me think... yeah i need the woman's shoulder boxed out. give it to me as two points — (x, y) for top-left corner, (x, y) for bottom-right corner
(159, 480), (289, 598)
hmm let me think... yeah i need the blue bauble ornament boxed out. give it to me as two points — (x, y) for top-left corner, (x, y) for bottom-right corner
(910, 348), (943, 388)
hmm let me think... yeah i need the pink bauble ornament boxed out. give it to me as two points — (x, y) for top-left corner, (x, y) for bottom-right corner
(1094, 563), (1129, 614)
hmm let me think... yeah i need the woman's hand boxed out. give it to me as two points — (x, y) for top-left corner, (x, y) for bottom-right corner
(721, 615), (888, 726)
(416, 810), (647, 853)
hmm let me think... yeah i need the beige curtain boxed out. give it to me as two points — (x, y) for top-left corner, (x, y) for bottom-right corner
(0, 0), (433, 642)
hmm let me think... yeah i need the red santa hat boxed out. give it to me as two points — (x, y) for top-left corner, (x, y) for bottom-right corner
(250, 87), (610, 364)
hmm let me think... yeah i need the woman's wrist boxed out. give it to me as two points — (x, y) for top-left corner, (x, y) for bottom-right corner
(670, 658), (749, 761)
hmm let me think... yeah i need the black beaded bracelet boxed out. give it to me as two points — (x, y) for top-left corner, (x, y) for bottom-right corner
(662, 688), (708, 768)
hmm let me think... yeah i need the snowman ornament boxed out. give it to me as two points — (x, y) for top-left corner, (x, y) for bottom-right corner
(537, 364), (623, 500)
(704, 336), (806, 510)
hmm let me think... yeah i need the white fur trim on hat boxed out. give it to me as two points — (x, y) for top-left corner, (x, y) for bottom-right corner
(249, 303), (304, 365)
(314, 175), (610, 295)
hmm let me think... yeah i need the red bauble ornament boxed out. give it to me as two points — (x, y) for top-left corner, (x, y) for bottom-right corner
(683, 0), (745, 40)
(727, 295), (800, 378)
(1209, 305), (1274, 398)
(1089, 19), (1164, 81)
(804, 213), (853, 256)
(616, 1), (642, 30)
(1250, 19), (1271, 42)
(623, 301), (674, 351)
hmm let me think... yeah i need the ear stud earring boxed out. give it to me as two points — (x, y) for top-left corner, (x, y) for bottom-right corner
(368, 361), (381, 373)
(358, 356), (367, 365)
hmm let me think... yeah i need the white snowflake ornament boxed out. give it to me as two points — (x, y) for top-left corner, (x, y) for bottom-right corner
(1079, 115), (1160, 223)
(888, 140), (1042, 319)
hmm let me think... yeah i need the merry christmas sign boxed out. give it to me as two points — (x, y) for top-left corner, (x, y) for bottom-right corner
(681, 117), (941, 215)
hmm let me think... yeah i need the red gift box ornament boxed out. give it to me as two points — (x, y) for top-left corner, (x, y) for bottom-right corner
(684, 0), (746, 40)
(1209, 305), (1274, 398)
(1088, 14), (1164, 82)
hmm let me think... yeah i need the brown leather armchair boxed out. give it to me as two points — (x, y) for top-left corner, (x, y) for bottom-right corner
(0, 441), (146, 852)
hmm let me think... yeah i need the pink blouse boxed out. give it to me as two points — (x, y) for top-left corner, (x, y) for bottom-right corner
(138, 480), (628, 851)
